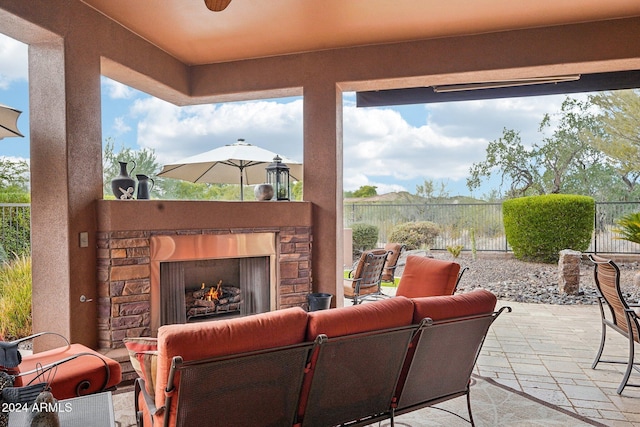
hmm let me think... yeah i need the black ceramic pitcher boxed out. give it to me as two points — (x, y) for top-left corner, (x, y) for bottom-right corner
(136, 174), (155, 199)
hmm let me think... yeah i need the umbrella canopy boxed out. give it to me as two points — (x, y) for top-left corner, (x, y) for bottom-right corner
(158, 139), (303, 200)
(0, 104), (24, 139)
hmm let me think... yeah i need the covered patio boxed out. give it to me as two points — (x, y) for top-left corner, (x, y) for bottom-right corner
(0, 1), (639, 355)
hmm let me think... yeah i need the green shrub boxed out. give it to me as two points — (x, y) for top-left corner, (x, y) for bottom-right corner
(351, 223), (379, 256)
(388, 221), (439, 250)
(0, 256), (32, 340)
(0, 192), (30, 203)
(503, 194), (594, 263)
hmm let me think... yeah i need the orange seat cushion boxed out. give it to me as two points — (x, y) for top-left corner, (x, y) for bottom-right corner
(16, 343), (122, 400)
(396, 255), (461, 298)
(154, 307), (309, 427)
(381, 243), (403, 282)
(343, 281), (381, 297)
(411, 289), (497, 323)
(306, 296), (414, 340)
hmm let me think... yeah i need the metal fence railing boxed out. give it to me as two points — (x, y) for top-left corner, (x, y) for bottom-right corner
(345, 201), (640, 254)
(1, 202), (639, 259)
(0, 203), (31, 258)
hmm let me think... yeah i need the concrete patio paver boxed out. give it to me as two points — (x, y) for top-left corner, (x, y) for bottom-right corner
(478, 300), (640, 426)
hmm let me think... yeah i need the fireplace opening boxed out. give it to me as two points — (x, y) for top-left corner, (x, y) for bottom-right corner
(160, 257), (270, 325)
(149, 233), (278, 336)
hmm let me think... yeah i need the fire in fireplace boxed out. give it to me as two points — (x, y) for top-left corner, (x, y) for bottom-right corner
(186, 282), (243, 321)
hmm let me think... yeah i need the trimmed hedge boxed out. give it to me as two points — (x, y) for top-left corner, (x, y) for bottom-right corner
(388, 221), (439, 251)
(503, 194), (594, 263)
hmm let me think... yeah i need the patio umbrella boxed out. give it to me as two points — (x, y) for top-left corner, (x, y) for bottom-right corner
(0, 104), (24, 139)
(157, 139), (303, 200)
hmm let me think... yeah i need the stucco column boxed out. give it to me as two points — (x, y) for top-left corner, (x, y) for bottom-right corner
(29, 37), (103, 349)
(303, 82), (344, 307)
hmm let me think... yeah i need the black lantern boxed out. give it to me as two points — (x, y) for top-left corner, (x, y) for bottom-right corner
(266, 155), (290, 200)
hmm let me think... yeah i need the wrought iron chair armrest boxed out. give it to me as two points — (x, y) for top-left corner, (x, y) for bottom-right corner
(453, 266), (470, 292)
(9, 332), (70, 348)
(346, 258), (361, 278)
(15, 351), (110, 394)
(1, 333), (71, 369)
(134, 377), (164, 417)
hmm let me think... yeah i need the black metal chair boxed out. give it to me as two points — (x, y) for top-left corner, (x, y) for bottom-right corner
(589, 254), (640, 394)
(344, 249), (390, 304)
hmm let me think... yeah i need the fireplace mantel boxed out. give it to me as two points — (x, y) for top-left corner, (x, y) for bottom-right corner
(95, 199), (313, 349)
(96, 199), (312, 231)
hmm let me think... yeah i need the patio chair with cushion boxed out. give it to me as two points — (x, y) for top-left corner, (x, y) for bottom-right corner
(395, 255), (466, 298)
(381, 243), (406, 284)
(0, 332), (122, 400)
(344, 249), (390, 305)
(589, 254), (640, 394)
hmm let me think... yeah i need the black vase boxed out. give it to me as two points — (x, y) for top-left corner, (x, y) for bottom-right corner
(111, 161), (136, 199)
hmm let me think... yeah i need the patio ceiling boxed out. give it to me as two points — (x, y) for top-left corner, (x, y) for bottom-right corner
(81, 0), (640, 66)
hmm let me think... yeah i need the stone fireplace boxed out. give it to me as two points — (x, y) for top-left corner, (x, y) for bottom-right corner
(96, 200), (313, 350)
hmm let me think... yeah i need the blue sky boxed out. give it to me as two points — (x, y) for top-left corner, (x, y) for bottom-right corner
(0, 32), (572, 198)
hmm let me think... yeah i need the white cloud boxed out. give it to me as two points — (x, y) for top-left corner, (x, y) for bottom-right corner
(0, 34), (28, 89)
(113, 117), (131, 134)
(343, 105), (488, 187)
(102, 78), (138, 99)
(130, 97), (304, 166)
(116, 87), (569, 196)
(425, 95), (568, 146)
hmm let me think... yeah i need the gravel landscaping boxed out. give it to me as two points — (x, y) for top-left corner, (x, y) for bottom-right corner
(396, 250), (640, 305)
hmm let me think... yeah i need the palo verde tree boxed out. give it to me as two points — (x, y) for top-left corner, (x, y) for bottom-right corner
(0, 158), (29, 194)
(588, 89), (640, 199)
(467, 96), (627, 200)
(415, 179), (450, 200)
(467, 128), (543, 197)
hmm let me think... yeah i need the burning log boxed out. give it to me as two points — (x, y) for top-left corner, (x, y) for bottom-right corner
(186, 282), (242, 312)
(192, 280), (223, 299)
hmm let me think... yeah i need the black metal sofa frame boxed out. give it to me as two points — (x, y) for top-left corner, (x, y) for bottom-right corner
(138, 306), (510, 427)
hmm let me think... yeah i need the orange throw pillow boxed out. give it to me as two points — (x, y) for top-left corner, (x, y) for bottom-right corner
(123, 337), (158, 396)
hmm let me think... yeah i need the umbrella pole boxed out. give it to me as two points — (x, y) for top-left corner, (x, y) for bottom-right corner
(240, 173), (244, 201)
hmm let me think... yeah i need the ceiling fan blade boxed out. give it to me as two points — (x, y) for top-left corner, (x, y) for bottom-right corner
(204, 0), (232, 12)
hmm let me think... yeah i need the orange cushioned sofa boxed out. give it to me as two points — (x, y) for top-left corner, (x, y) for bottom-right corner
(134, 289), (506, 427)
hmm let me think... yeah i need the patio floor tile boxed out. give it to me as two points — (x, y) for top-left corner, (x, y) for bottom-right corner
(481, 300), (640, 425)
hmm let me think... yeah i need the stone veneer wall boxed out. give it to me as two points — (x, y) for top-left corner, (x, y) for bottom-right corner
(96, 226), (312, 350)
